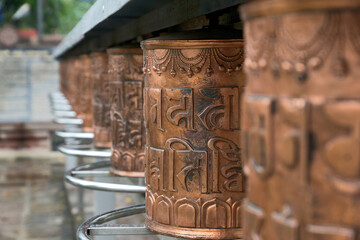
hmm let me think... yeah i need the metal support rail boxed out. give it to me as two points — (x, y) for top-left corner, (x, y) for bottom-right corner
(50, 91), (64, 96)
(65, 160), (146, 192)
(50, 96), (66, 101)
(53, 118), (83, 125)
(50, 97), (69, 101)
(53, 110), (76, 118)
(52, 104), (72, 111)
(50, 96), (68, 101)
(51, 101), (70, 107)
(56, 131), (94, 139)
(77, 204), (153, 240)
(58, 145), (110, 158)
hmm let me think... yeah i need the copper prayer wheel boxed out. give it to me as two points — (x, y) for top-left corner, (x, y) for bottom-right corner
(59, 59), (67, 96)
(107, 47), (145, 176)
(141, 30), (245, 239)
(241, 1), (360, 239)
(61, 58), (73, 99)
(91, 52), (111, 148)
(77, 54), (93, 132)
(67, 57), (79, 114)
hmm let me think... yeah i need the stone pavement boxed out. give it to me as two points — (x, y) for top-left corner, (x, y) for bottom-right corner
(0, 150), (161, 240)
(0, 150), (74, 240)
(0, 49), (166, 240)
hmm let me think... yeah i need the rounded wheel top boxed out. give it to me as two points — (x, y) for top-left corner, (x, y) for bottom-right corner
(141, 29), (244, 50)
(241, 0), (360, 21)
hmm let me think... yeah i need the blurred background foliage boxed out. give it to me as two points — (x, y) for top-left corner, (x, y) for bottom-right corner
(0, 0), (95, 34)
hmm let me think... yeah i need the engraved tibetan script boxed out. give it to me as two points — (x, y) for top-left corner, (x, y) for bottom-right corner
(245, 95), (275, 179)
(166, 88), (195, 131)
(145, 88), (163, 131)
(208, 137), (243, 192)
(165, 138), (208, 193)
(146, 146), (165, 190)
(198, 87), (240, 130)
(124, 81), (143, 111)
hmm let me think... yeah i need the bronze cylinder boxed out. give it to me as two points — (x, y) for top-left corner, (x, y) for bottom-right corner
(141, 32), (245, 239)
(68, 57), (80, 114)
(78, 54), (93, 132)
(241, 1), (360, 239)
(59, 59), (67, 96)
(91, 52), (111, 148)
(61, 58), (73, 99)
(107, 48), (145, 177)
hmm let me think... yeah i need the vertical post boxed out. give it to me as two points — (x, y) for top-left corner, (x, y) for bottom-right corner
(36, 0), (43, 39)
(93, 157), (116, 240)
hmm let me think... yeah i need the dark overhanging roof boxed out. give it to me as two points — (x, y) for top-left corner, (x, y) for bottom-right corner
(53, 0), (248, 59)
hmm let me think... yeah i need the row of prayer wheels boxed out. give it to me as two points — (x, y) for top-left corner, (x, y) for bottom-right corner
(58, 0), (360, 239)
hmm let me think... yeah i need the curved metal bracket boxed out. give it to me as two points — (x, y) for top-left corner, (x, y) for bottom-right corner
(50, 92), (65, 97)
(53, 110), (76, 118)
(65, 160), (146, 192)
(55, 131), (94, 139)
(50, 96), (67, 101)
(77, 204), (153, 240)
(51, 101), (69, 106)
(52, 105), (72, 111)
(54, 118), (83, 125)
(58, 145), (111, 158)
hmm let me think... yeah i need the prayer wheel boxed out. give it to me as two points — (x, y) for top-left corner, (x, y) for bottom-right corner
(59, 59), (67, 96)
(241, 1), (360, 239)
(78, 54), (93, 132)
(141, 30), (245, 239)
(68, 57), (80, 114)
(107, 47), (145, 176)
(91, 52), (111, 148)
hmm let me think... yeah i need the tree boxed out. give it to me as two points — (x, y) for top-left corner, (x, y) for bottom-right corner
(0, 0), (94, 34)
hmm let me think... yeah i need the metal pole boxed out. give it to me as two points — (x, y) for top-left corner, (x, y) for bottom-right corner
(93, 157), (116, 240)
(36, 0), (43, 39)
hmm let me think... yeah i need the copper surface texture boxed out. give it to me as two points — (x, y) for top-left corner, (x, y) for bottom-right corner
(68, 57), (77, 111)
(141, 36), (245, 239)
(91, 52), (111, 148)
(59, 59), (67, 96)
(241, 1), (360, 239)
(78, 54), (93, 132)
(108, 48), (145, 177)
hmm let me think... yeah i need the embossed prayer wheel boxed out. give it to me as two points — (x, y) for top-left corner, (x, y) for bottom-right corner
(78, 54), (93, 132)
(141, 30), (245, 239)
(107, 47), (145, 176)
(59, 59), (67, 96)
(91, 52), (111, 148)
(67, 57), (79, 113)
(241, 1), (360, 239)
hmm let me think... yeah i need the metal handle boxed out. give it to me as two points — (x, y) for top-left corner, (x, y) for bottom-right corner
(65, 160), (146, 192)
(55, 131), (94, 139)
(50, 92), (65, 97)
(53, 110), (76, 118)
(77, 204), (153, 240)
(50, 98), (68, 103)
(58, 145), (111, 158)
(50, 96), (67, 101)
(53, 118), (83, 125)
(52, 105), (72, 111)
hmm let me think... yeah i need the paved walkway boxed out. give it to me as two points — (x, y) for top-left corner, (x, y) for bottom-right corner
(0, 151), (74, 240)
(0, 150), (160, 240)
(0, 49), (162, 240)
(0, 50), (58, 122)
